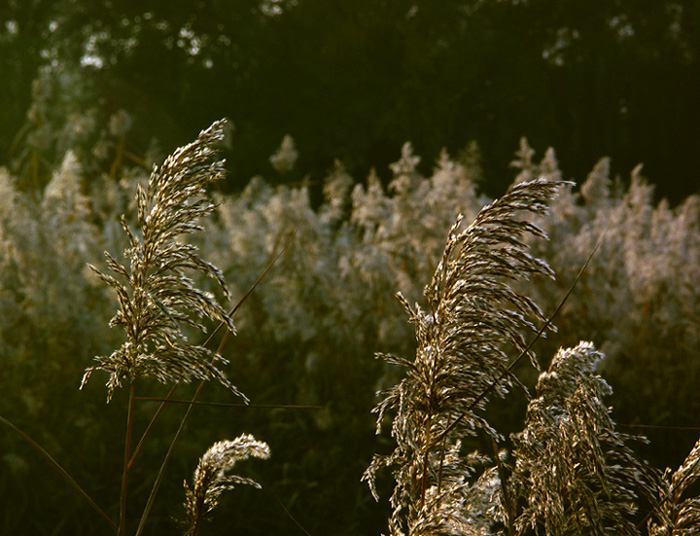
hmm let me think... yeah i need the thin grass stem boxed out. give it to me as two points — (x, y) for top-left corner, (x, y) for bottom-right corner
(135, 381), (204, 536)
(0, 415), (117, 531)
(133, 397), (323, 409)
(202, 232), (294, 348)
(432, 219), (611, 453)
(135, 241), (290, 536)
(128, 385), (177, 470)
(269, 488), (314, 536)
(491, 435), (515, 536)
(118, 382), (136, 536)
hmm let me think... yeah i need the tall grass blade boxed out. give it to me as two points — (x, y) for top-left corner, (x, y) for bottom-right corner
(0, 415), (117, 531)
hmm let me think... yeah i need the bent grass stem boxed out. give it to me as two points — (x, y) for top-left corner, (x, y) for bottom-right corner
(134, 239), (291, 535)
(119, 382), (136, 536)
(0, 415), (117, 531)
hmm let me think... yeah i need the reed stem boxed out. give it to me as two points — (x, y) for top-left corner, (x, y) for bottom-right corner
(118, 382), (136, 536)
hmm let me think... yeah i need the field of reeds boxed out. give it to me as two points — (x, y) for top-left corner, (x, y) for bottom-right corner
(2, 119), (700, 535)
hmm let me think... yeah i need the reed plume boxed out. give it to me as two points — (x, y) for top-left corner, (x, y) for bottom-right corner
(511, 342), (659, 536)
(182, 435), (270, 536)
(364, 179), (565, 536)
(649, 437), (700, 535)
(80, 118), (245, 402)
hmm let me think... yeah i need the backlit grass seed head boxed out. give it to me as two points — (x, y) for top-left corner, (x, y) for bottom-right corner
(182, 434), (270, 536)
(365, 179), (567, 536)
(512, 342), (659, 536)
(649, 437), (700, 535)
(81, 119), (246, 402)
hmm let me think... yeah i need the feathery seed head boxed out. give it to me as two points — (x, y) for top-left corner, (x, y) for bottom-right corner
(182, 435), (270, 536)
(512, 341), (659, 536)
(365, 179), (568, 536)
(81, 119), (246, 402)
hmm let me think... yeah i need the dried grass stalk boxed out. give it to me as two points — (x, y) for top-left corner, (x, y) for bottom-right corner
(81, 118), (245, 402)
(364, 179), (565, 536)
(182, 434), (270, 536)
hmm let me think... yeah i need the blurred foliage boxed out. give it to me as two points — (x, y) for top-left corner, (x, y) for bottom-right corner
(1, 0), (699, 202)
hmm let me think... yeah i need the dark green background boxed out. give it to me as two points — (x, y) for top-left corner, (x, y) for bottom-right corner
(1, 0), (698, 201)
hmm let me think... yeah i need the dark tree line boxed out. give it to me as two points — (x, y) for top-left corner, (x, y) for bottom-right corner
(1, 0), (698, 201)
